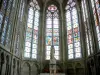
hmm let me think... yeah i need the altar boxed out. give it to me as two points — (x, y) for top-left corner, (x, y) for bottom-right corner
(40, 73), (65, 75)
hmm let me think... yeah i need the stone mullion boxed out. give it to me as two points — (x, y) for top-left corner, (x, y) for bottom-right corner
(40, 2), (46, 71)
(59, 3), (64, 62)
(37, 9), (42, 62)
(60, 2), (66, 72)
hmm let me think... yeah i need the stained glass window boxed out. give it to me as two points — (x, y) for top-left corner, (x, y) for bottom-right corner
(46, 5), (59, 60)
(91, 0), (100, 49)
(0, 0), (13, 45)
(0, 0), (8, 32)
(24, 0), (40, 59)
(81, 0), (93, 55)
(5, 0), (19, 49)
(65, 0), (81, 59)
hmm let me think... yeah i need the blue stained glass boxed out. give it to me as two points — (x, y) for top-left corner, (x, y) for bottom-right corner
(46, 36), (52, 45)
(24, 0), (40, 58)
(46, 4), (59, 60)
(26, 32), (32, 37)
(66, 0), (81, 59)
(3, 0), (7, 9)
(54, 46), (59, 50)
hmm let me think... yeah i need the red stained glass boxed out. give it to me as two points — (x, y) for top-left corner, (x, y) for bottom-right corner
(46, 4), (59, 60)
(68, 39), (73, 44)
(68, 34), (72, 39)
(53, 37), (59, 45)
(33, 29), (38, 35)
(48, 5), (57, 12)
(67, 30), (72, 35)
(33, 35), (38, 39)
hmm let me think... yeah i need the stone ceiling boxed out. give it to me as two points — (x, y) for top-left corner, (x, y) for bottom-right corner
(42, 0), (65, 3)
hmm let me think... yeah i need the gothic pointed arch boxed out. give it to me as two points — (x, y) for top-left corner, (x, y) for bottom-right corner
(65, 0), (82, 59)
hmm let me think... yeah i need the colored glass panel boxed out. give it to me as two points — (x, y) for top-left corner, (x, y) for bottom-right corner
(46, 5), (59, 60)
(66, 0), (81, 59)
(24, 0), (40, 58)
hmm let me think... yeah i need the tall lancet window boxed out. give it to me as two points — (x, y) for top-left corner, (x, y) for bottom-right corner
(65, 0), (82, 59)
(24, 1), (40, 59)
(45, 5), (59, 60)
(90, 0), (100, 49)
